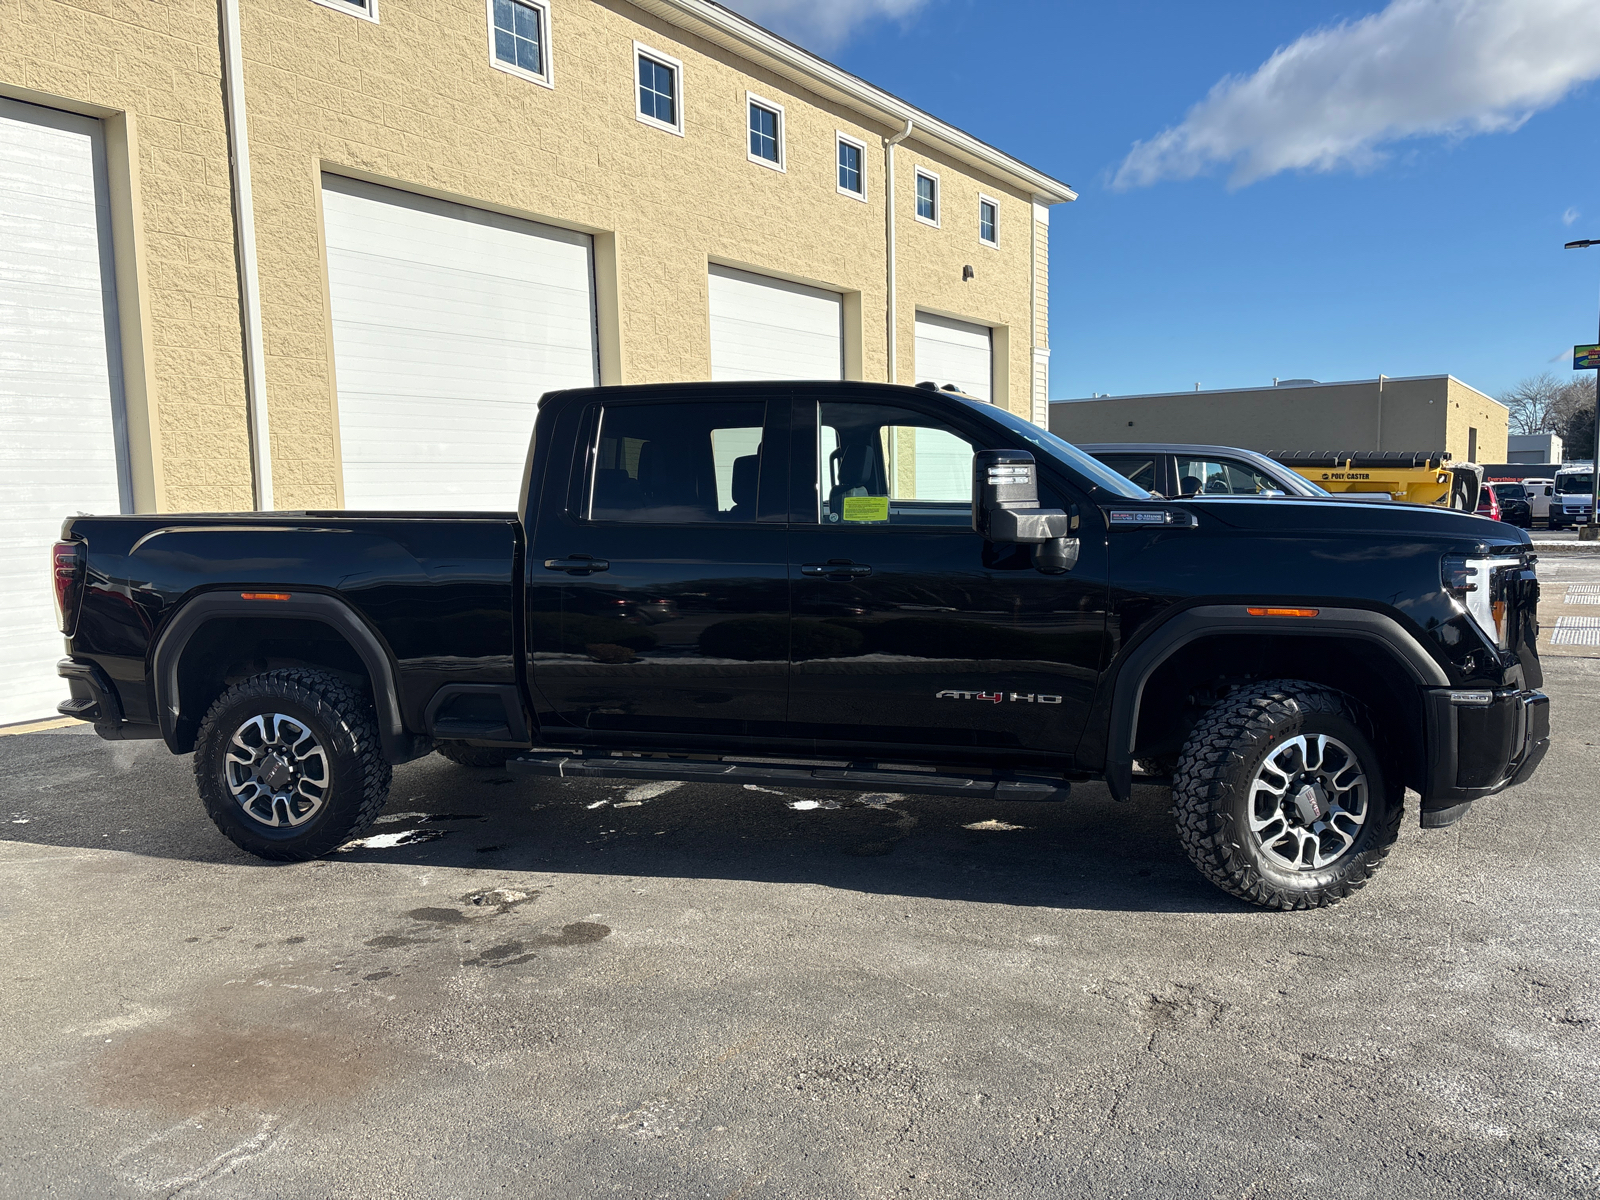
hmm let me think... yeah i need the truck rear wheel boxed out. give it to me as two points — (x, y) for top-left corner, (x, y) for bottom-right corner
(1171, 679), (1402, 909)
(194, 668), (392, 861)
(434, 741), (518, 769)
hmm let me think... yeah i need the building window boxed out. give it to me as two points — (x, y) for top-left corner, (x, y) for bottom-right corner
(979, 195), (999, 247)
(488, 0), (551, 87)
(915, 168), (939, 226)
(634, 43), (684, 135)
(837, 133), (866, 199)
(746, 94), (784, 171)
(310, 0), (378, 22)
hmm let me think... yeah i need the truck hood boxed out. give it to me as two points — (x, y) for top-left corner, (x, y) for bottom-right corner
(1177, 495), (1530, 548)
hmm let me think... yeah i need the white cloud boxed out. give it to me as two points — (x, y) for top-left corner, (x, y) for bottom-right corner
(722, 0), (929, 51)
(1565, 207), (1581, 226)
(1114, 0), (1600, 190)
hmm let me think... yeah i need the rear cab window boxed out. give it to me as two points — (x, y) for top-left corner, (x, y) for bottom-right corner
(586, 400), (765, 523)
(1094, 454), (1159, 494)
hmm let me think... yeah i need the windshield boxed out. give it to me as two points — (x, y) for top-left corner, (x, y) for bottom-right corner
(1558, 473), (1594, 494)
(973, 403), (1150, 498)
(1492, 484), (1526, 500)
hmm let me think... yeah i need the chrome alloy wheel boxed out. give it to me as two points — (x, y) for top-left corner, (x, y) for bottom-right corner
(225, 713), (330, 828)
(1247, 733), (1368, 870)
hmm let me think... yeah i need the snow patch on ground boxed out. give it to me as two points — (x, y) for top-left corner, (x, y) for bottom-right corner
(337, 829), (447, 851)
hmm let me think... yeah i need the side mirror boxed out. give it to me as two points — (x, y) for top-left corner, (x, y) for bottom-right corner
(972, 450), (1079, 573)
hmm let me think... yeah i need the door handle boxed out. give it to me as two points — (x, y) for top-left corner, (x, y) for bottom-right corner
(802, 560), (872, 580)
(544, 555), (610, 575)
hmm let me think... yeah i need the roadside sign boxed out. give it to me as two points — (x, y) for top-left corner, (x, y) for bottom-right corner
(1576, 344), (1600, 369)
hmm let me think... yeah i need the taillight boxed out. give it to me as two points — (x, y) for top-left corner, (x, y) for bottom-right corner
(52, 540), (84, 636)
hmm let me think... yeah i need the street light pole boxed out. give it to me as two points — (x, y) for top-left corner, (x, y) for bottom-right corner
(1564, 239), (1600, 539)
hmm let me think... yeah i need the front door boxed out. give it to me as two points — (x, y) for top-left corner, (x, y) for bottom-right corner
(526, 391), (790, 742)
(786, 394), (1110, 764)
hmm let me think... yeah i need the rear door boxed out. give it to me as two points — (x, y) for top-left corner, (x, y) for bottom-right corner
(526, 391), (791, 741)
(785, 393), (1109, 761)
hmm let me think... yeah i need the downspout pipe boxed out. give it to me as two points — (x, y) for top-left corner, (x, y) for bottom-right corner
(884, 118), (913, 384)
(219, 0), (273, 510)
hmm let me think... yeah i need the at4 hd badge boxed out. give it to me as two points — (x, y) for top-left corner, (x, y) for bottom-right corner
(936, 690), (1063, 704)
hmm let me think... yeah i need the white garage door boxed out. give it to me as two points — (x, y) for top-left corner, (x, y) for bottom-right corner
(915, 311), (992, 402)
(321, 176), (598, 510)
(0, 98), (127, 727)
(708, 264), (843, 381)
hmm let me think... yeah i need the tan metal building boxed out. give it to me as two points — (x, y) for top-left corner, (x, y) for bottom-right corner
(1, 0), (1073, 724)
(1049, 375), (1508, 466)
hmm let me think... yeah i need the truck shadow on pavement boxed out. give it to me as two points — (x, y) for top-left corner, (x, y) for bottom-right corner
(3, 728), (1246, 914)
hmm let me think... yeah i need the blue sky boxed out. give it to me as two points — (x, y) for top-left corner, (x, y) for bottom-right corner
(730, 0), (1600, 402)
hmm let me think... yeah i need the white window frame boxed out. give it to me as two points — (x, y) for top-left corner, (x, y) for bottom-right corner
(914, 167), (940, 228)
(634, 41), (685, 137)
(836, 131), (867, 201)
(486, 0), (553, 89)
(978, 193), (1000, 248)
(310, 0), (378, 23)
(745, 91), (785, 172)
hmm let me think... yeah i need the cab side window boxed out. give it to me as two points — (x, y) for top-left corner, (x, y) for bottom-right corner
(1176, 456), (1278, 496)
(817, 402), (975, 526)
(588, 401), (764, 523)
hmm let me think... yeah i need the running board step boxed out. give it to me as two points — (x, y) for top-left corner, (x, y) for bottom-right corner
(507, 752), (1070, 802)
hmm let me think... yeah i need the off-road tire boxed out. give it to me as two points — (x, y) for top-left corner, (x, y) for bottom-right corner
(194, 668), (392, 861)
(1171, 679), (1403, 910)
(434, 741), (518, 769)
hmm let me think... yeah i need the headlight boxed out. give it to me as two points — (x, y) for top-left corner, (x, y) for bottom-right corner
(1442, 554), (1521, 650)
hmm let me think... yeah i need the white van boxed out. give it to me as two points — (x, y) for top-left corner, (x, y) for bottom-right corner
(1521, 477), (1554, 525)
(1551, 464), (1596, 529)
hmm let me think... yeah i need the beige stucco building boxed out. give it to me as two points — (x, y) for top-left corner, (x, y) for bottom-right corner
(1049, 375), (1509, 466)
(1, 0), (1074, 519)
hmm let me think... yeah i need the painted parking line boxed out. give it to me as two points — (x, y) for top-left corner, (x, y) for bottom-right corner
(0, 716), (77, 737)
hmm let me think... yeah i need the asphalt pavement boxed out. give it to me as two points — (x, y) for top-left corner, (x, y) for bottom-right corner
(2, 562), (1598, 1198)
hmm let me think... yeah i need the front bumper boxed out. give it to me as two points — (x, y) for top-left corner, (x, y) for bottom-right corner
(1420, 686), (1549, 827)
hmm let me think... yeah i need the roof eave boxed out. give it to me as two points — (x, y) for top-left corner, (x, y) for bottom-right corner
(632, 0), (1078, 205)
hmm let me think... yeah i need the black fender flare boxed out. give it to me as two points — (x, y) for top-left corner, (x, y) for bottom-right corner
(1102, 604), (1451, 801)
(150, 590), (413, 762)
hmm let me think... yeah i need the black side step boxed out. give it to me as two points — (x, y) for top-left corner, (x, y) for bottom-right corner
(508, 751), (1071, 803)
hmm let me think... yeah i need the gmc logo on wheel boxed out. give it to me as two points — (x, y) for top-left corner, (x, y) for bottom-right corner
(936, 690), (1063, 704)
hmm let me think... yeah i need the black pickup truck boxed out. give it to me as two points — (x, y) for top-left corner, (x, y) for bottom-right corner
(52, 381), (1548, 909)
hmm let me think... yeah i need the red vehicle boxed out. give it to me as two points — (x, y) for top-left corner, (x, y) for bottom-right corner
(1476, 486), (1503, 521)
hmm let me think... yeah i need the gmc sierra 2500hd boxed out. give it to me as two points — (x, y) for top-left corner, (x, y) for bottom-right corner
(52, 381), (1548, 909)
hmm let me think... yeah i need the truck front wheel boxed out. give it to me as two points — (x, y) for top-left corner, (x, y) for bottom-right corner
(1171, 680), (1402, 909)
(194, 668), (392, 861)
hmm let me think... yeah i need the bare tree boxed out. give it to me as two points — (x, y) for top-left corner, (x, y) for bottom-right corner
(1500, 372), (1568, 435)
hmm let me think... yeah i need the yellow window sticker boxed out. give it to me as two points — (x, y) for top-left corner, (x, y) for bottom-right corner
(841, 495), (890, 523)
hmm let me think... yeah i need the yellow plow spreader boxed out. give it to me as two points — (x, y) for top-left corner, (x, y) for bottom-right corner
(1269, 451), (1482, 509)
